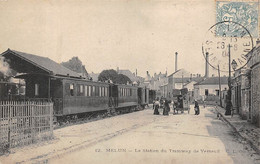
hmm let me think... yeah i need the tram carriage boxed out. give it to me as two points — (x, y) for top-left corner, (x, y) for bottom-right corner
(1, 49), (150, 122)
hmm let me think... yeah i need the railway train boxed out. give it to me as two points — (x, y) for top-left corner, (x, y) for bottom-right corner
(1, 75), (150, 122)
(0, 49), (151, 123)
(49, 76), (150, 121)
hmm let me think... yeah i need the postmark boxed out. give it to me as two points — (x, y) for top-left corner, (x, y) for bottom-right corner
(202, 21), (254, 72)
(216, 0), (259, 38)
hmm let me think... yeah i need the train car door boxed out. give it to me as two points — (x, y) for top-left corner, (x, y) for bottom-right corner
(138, 88), (142, 104)
(110, 84), (118, 107)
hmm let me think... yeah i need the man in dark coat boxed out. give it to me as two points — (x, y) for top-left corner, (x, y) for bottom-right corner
(194, 100), (200, 115)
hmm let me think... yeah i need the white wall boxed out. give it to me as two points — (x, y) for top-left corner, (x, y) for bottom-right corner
(194, 84), (228, 100)
(175, 83), (183, 89)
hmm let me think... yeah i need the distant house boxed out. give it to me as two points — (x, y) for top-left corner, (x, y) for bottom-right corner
(194, 76), (228, 101)
(166, 69), (204, 98)
(89, 72), (99, 81)
(61, 57), (89, 79)
(116, 67), (144, 84)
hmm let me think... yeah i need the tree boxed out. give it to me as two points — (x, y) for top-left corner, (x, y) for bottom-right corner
(98, 69), (132, 84)
(117, 74), (132, 84)
(98, 69), (118, 83)
(61, 57), (89, 79)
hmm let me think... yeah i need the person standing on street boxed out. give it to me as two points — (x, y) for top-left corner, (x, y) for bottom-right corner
(163, 99), (170, 115)
(194, 100), (200, 115)
(153, 98), (160, 115)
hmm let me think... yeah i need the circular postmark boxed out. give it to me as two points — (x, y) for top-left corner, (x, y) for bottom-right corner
(202, 21), (254, 72)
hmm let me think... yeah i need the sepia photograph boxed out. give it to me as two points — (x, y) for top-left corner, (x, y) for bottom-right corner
(0, 0), (259, 163)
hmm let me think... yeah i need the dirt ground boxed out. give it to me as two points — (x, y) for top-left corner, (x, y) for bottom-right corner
(1, 106), (259, 164)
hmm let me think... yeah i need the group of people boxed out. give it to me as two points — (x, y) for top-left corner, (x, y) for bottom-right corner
(153, 97), (200, 115)
(153, 97), (171, 115)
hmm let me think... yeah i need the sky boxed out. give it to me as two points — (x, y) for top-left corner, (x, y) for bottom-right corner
(0, 0), (258, 77)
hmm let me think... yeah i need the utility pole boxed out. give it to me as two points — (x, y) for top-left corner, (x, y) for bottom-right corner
(218, 65), (222, 107)
(225, 44), (232, 115)
(228, 44), (231, 88)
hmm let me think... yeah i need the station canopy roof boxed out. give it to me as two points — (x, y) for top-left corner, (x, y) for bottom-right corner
(1, 49), (81, 78)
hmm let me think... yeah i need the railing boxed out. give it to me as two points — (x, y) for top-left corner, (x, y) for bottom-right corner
(0, 101), (53, 153)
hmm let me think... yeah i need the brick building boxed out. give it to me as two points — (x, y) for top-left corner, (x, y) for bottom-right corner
(247, 40), (260, 127)
(232, 68), (251, 120)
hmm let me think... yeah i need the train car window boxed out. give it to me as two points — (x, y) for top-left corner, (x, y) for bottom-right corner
(105, 87), (107, 97)
(92, 86), (95, 96)
(80, 85), (83, 93)
(35, 84), (39, 96)
(96, 86), (99, 97)
(102, 87), (104, 97)
(70, 84), (74, 96)
(77, 84), (84, 96)
(89, 86), (92, 96)
(85, 85), (88, 96)
(99, 86), (102, 97)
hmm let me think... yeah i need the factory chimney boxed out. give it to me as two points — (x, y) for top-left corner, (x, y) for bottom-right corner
(205, 52), (209, 78)
(175, 52), (178, 72)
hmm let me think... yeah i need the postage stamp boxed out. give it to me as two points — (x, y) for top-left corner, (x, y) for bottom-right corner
(216, 0), (259, 38)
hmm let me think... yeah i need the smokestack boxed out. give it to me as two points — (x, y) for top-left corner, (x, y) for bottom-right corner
(136, 69), (137, 76)
(175, 52), (178, 72)
(205, 52), (209, 78)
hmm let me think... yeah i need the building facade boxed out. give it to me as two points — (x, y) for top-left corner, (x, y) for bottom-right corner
(247, 40), (260, 127)
(194, 77), (228, 102)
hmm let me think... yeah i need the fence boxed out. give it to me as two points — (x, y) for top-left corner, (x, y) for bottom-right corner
(0, 101), (53, 152)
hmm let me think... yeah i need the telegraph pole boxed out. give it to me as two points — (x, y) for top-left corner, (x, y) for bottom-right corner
(225, 44), (232, 115)
(218, 65), (222, 107)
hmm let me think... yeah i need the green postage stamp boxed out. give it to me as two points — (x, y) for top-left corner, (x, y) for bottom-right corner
(216, 0), (259, 38)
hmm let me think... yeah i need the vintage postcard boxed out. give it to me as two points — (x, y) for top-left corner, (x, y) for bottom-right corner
(0, 0), (259, 164)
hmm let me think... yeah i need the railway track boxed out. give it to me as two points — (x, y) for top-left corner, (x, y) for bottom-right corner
(54, 105), (145, 130)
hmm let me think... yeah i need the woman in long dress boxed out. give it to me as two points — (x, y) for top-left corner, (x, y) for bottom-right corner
(163, 99), (170, 115)
(153, 98), (160, 115)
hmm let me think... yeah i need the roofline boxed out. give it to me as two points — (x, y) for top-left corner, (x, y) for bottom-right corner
(2, 49), (81, 78)
(14, 73), (113, 85)
(2, 49), (51, 74)
(168, 69), (181, 77)
(194, 83), (228, 86)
